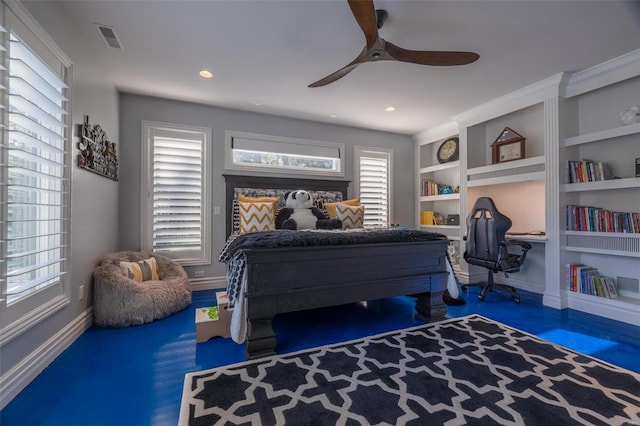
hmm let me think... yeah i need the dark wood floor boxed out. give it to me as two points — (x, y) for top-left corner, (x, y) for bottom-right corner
(1, 287), (638, 425)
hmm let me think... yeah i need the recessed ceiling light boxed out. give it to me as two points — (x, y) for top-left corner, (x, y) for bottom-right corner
(329, 113), (339, 118)
(199, 70), (213, 78)
(385, 106), (396, 112)
(253, 100), (262, 106)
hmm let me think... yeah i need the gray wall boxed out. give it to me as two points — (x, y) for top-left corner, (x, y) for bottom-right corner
(2, 0), (414, 401)
(119, 94), (416, 278)
(1, 2), (119, 379)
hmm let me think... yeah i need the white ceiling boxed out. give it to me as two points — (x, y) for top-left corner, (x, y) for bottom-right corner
(46, 0), (640, 135)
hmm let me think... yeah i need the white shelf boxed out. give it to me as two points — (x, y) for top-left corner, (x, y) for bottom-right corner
(564, 231), (640, 257)
(467, 171), (545, 187)
(419, 193), (460, 202)
(567, 291), (640, 327)
(562, 177), (640, 192)
(419, 161), (459, 174)
(420, 224), (460, 230)
(467, 155), (545, 176)
(564, 122), (640, 147)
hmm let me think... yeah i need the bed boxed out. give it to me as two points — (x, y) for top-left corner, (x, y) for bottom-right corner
(221, 174), (450, 359)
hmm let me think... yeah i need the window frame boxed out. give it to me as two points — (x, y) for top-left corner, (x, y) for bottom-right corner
(354, 145), (393, 228)
(0, 1), (73, 341)
(225, 130), (345, 178)
(140, 121), (212, 266)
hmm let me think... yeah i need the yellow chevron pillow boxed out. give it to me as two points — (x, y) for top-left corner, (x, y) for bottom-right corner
(324, 197), (360, 219)
(237, 194), (280, 210)
(119, 257), (159, 282)
(239, 201), (276, 233)
(336, 203), (364, 229)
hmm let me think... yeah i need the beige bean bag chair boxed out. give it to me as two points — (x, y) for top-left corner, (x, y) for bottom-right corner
(93, 251), (192, 327)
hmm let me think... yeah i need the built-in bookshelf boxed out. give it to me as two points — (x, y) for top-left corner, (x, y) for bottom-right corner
(558, 50), (640, 325)
(414, 49), (640, 326)
(414, 122), (461, 244)
(449, 75), (559, 295)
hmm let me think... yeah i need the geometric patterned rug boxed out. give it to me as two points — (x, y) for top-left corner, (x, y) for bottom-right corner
(179, 314), (640, 425)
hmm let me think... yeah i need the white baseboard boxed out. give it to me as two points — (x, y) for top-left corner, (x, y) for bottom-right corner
(189, 276), (227, 292)
(0, 308), (94, 410)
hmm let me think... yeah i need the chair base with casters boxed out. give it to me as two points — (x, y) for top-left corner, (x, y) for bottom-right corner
(462, 269), (521, 303)
(462, 197), (532, 303)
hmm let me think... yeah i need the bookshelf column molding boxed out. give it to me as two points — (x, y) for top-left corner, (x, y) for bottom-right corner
(456, 125), (471, 284)
(543, 95), (565, 309)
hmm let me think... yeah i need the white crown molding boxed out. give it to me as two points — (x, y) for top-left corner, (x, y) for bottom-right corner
(0, 307), (93, 410)
(565, 49), (640, 98)
(413, 121), (459, 145)
(452, 73), (570, 127)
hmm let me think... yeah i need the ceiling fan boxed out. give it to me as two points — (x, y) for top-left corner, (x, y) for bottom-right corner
(308, 0), (479, 88)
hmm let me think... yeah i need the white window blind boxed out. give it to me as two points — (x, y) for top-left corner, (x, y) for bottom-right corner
(355, 147), (392, 228)
(141, 123), (211, 265)
(3, 29), (69, 306)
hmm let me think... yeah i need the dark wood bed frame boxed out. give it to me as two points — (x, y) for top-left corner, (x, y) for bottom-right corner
(223, 174), (449, 359)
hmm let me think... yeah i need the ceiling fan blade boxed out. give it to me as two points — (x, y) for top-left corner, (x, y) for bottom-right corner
(308, 49), (369, 87)
(386, 41), (479, 66)
(348, 0), (379, 49)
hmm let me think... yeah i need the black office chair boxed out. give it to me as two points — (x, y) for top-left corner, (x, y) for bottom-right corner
(461, 197), (532, 303)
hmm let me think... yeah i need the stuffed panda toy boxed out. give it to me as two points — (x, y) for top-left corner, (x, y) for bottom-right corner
(275, 190), (342, 230)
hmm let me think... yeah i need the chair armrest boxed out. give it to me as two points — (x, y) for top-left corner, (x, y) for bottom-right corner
(504, 239), (532, 266)
(506, 239), (532, 252)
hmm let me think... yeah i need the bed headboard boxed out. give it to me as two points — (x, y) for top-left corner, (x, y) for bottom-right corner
(223, 174), (350, 237)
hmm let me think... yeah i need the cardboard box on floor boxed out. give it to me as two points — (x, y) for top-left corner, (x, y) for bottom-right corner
(195, 291), (231, 342)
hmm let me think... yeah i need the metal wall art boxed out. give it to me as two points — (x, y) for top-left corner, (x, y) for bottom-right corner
(77, 116), (119, 181)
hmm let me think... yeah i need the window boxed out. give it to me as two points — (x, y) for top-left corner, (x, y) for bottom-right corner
(225, 131), (345, 177)
(354, 146), (393, 228)
(1, 4), (72, 333)
(141, 122), (211, 265)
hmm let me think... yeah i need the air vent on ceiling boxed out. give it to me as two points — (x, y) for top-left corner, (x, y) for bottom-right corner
(95, 23), (123, 50)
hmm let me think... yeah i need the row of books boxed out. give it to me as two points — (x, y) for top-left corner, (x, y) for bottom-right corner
(566, 159), (612, 183)
(566, 264), (617, 299)
(420, 179), (453, 197)
(566, 205), (640, 233)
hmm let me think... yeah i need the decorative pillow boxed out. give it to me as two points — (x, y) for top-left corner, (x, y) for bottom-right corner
(324, 197), (360, 219)
(119, 257), (159, 282)
(239, 201), (275, 233)
(237, 194), (280, 208)
(336, 203), (364, 229)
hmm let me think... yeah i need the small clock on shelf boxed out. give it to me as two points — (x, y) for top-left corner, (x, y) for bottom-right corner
(491, 127), (525, 164)
(437, 137), (459, 164)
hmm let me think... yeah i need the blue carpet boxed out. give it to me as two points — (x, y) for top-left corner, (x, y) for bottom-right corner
(1, 287), (638, 426)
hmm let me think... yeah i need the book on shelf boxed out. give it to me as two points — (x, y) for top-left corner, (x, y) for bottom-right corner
(566, 159), (612, 183)
(421, 179), (453, 196)
(566, 263), (617, 299)
(566, 205), (640, 233)
(420, 210), (435, 225)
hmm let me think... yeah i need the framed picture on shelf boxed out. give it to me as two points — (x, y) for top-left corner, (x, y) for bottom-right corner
(491, 127), (525, 164)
